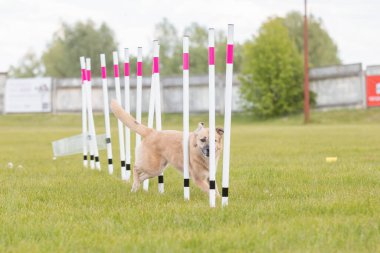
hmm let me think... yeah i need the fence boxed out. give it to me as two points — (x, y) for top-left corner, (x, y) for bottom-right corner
(309, 63), (365, 109)
(0, 63), (375, 114)
(52, 75), (242, 113)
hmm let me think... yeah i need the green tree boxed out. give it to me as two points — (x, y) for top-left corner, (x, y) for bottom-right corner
(240, 18), (312, 117)
(42, 20), (118, 78)
(283, 11), (340, 67)
(8, 50), (44, 77)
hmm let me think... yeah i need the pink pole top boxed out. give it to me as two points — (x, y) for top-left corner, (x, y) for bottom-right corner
(124, 62), (130, 77)
(101, 67), (107, 79)
(208, 47), (215, 66)
(81, 69), (86, 83)
(183, 53), (189, 70)
(153, 57), (159, 74)
(227, 44), (234, 64)
(87, 69), (91, 81)
(113, 64), (119, 78)
(137, 61), (142, 76)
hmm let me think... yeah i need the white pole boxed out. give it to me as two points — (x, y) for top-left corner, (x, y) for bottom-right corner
(183, 36), (190, 200)
(208, 28), (216, 208)
(123, 48), (131, 181)
(154, 42), (164, 194)
(113, 51), (127, 180)
(222, 24), (234, 207)
(136, 47), (143, 172)
(143, 42), (157, 192)
(100, 54), (114, 175)
(85, 58), (101, 171)
(80, 65), (88, 168)
(81, 58), (94, 169)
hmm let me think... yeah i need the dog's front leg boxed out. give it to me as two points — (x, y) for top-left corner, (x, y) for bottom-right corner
(215, 181), (221, 198)
(193, 177), (210, 193)
(131, 166), (141, 192)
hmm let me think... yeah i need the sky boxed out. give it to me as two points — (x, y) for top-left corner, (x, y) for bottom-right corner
(0, 0), (379, 72)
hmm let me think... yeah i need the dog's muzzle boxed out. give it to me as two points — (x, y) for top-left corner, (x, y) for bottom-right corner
(201, 145), (210, 157)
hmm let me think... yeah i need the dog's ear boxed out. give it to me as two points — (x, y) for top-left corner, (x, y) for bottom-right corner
(195, 122), (205, 132)
(216, 127), (224, 136)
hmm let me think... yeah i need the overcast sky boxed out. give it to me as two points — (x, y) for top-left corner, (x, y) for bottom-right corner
(0, 0), (379, 72)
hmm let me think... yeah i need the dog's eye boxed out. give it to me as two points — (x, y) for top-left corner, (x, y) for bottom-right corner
(200, 137), (206, 142)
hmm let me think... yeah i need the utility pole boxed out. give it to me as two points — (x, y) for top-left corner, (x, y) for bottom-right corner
(304, 0), (310, 123)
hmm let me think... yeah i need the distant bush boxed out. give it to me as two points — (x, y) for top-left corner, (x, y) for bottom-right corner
(240, 18), (315, 117)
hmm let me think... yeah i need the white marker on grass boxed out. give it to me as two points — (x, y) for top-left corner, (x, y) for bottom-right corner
(222, 24), (234, 207)
(123, 48), (131, 181)
(154, 42), (164, 194)
(100, 54), (114, 175)
(208, 28), (216, 208)
(113, 51), (127, 180)
(183, 36), (190, 200)
(80, 65), (88, 168)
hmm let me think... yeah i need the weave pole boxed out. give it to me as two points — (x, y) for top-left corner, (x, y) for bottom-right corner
(82, 58), (94, 170)
(147, 41), (157, 130)
(136, 47), (143, 176)
(85, 58), (100, 170)
(222, 24), (234, 207)
(100, 54), (114, 175)
(123, 48), (131, 181)
(208, 28), (216, 207)
(143, 41), (157, 191)
(154, 42), (164, 194)
(80, 64), (88, 168)
(183, 36), (190, 200)
(113, 51), (127, 180)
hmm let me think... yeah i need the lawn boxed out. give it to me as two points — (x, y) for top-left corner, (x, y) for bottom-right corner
(0, 109), (379, 252)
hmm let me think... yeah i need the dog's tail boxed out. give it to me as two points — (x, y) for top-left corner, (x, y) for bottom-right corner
(110, 100), (153, 138)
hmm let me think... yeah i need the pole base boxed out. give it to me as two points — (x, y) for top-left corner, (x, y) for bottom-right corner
(143, 179), (149, 191)
(184, 187), (190, 200)
(222, 197), (228, 207)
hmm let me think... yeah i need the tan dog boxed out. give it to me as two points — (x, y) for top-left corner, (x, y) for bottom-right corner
(110, 100), (224, 195)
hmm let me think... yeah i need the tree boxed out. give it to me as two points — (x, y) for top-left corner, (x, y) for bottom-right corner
(283, 11), (340, 67)
(8, 50), (44, 77)
(240, 18), (311, 117)
(42, 20), (118, 78)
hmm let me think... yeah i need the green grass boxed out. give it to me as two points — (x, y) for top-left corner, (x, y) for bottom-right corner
(1, 109), (380, 252)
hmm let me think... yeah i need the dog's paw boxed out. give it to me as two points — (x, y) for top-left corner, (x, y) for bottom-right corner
(131, 183), (139, 192)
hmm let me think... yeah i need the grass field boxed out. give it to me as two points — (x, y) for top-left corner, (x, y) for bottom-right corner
(1, 109), (380, 252)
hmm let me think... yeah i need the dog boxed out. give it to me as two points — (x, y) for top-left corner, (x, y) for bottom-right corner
(110, 100), (224, 195)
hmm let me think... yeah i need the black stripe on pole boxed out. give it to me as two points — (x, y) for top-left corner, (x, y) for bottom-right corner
(106, 138), (111, 144)
(209, 180), (215, 189)
(184, 178), (190, 187)
(95, 156), (99, 162)
(108, 159), (112, 165)
(158, 175), (164, 183)
(126, 164), (131, 171)
(222, 187), (229, 197)
(90, 155), (94, 160)
(83, 155), (87, 160)
(121, 160), (126, 167)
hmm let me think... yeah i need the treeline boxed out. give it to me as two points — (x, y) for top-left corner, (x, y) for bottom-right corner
(9, 12), (340, 117)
